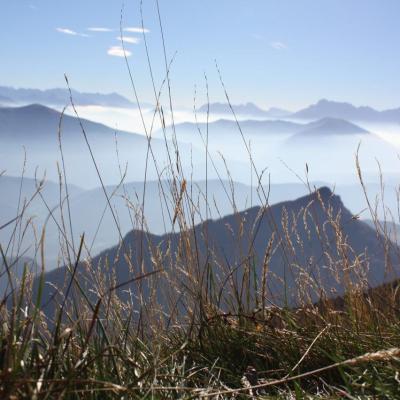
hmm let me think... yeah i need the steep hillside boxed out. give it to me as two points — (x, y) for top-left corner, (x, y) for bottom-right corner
(32, 187), (399, 319)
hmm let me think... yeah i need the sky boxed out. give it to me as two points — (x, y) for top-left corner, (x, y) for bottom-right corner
(1, 0), (400, 110)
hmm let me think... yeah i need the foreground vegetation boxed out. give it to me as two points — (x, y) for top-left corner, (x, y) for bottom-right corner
(1, 160), (400, 399)
(2, 6), (400, 398)
(1, 269), (400, 399)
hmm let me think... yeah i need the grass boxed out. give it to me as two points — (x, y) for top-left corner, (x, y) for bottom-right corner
(1, 4), (400, 399)
(1, 266), (400, 399)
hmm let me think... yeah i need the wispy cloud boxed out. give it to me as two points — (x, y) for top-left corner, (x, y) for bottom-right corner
(107, 46), (132, 58)
(270, 41), (287, 50)
(124, 27), (150, 34)
(116, 36), (140, 44)
(88, 27), (113, 32)
(56, 28), (89, 37)
(57, 28), (78, 36)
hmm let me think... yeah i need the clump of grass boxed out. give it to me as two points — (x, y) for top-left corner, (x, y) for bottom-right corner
(1, 262), (400, 398)
(1, 4), (400, 399)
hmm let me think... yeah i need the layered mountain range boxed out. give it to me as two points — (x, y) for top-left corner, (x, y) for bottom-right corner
(0, 86), (135, 108)
(27, 188), (399, 319)
(198, 98), (400, 123)
(1, 91), (399, 317)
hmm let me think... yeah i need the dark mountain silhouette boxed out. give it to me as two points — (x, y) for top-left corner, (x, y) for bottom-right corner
(292, 99), (400, 123)
(198, 102), (291, 118)
(32, 188), (399, 319)
(0, 86), (136, 108)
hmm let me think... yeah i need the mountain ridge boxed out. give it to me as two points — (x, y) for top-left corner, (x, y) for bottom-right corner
(173, 116), (370, 138)
(198, 102), (291, 118)
(30, 187), (399, 318)
(0, 103), (148, 141)
(0, 85), (135, 108)
(292, 99), (400, 122)
(289, 117), (370, 141)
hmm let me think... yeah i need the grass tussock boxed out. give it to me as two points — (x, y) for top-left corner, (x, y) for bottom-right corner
(1, 265), (400, 399)
(2, 5), (400, 399)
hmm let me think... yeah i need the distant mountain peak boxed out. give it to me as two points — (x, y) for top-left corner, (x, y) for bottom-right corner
(31, 186), (398, 314)
(316, 186), (335, 200)
(0, 85), (135, 108)
(19, 103), (55, 111)
(286, 186), (342, 209)
(289, 117), (369, 140)
(292, 99), (395, 122)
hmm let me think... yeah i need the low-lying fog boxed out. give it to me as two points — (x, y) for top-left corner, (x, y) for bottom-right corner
(66, 106), (400, 183)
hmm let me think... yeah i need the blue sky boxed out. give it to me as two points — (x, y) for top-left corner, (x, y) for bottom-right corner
(1, 0), (400, 110)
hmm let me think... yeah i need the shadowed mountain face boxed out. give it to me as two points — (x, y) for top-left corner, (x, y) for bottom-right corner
(292, 99), (400, 123)
(31, 188), (399, 320)
(0, 86), (135, 108)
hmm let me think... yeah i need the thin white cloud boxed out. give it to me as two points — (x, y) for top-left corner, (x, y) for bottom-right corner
(107, 46), (132, 58)
(57, 28), (78, 36)
(88, 27), (114, 32)
(270, 41), (287, 50)
(56, 28), (89, 37)
(116, 36), (140, 44)
(124, 27), (150, 34)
